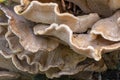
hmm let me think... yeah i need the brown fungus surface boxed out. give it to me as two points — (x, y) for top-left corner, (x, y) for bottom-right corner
(0, 5), (59, 53)
(91, 10), (120, 41)
(14, 0), (100, 33)
(34, 23), (120, 61)
(0, 0), (119, 79)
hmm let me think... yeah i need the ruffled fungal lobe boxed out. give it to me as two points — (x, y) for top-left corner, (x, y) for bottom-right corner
(14, 1), (100, 33)
(91, 10), (120, 41)
(0, 5), (59, 52)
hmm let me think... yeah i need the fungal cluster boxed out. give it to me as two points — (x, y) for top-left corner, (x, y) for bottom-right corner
(0, 0), (120, 79)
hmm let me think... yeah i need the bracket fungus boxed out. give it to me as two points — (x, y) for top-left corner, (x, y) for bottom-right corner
(0, 0), (119, 79)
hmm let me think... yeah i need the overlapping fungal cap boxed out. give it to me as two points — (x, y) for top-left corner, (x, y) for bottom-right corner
(12, 45), (86, 78)
(33, 22), (120, 61)
(14, 0), (100, 33)
(0, 17), (20, 80)
(0, 0), (119, 79)
(0, 5), (59, 53)
(0, 1), (88, 78)
(91, 10), (120, 41)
